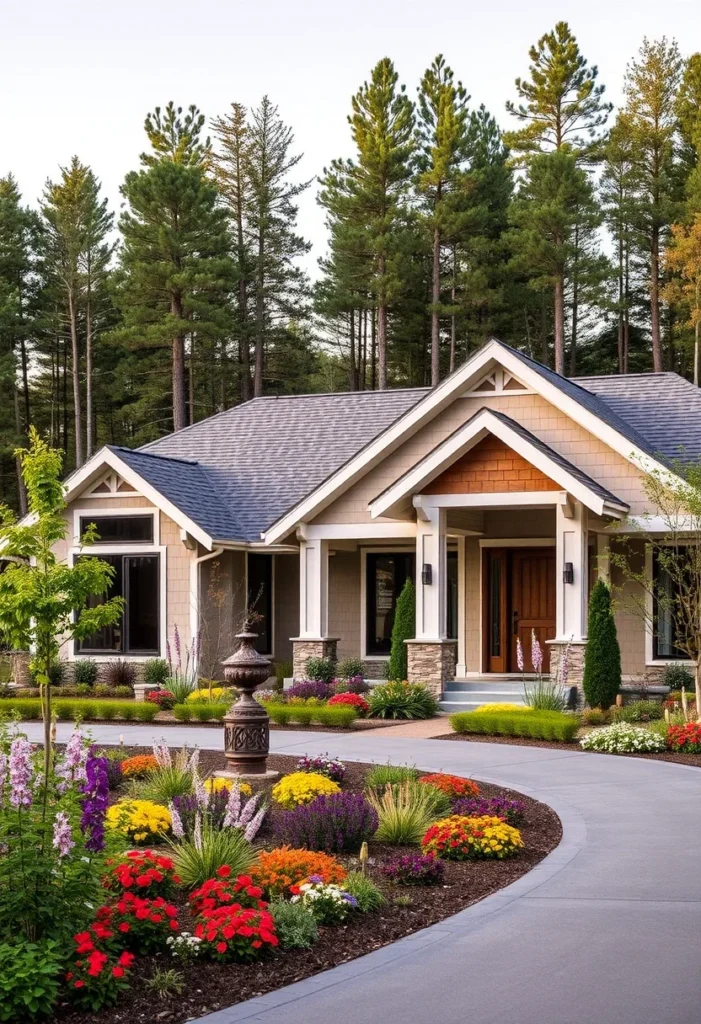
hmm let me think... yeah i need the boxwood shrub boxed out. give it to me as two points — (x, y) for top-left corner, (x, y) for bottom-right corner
(267, 703), (357, 729)
(450, 709), (580, 743)
(173, 702), (227, 722)
(0, 698), (157, 722)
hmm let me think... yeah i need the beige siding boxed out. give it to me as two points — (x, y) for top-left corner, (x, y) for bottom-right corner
(313, 392), (653, 526)
(328, 550), (361, 661)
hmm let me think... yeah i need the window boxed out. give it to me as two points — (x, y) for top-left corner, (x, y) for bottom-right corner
(77, 553), (160, 655)
(248, 554), (273, 654)
(366, 553), (415, 656)
(446, 551), (458, 641)
(79, 515), (153, 544)
(653, 548), (688, 659)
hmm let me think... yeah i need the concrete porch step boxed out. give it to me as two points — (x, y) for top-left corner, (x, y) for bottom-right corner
(439, 697), (527, 712)
(444, 681), (526, 694)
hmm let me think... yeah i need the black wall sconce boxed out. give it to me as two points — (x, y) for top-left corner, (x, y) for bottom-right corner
(562, 562), (574, 584)
(421, 563), (433, 585)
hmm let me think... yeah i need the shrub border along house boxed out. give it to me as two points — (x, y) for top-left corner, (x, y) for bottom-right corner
(449, 709), (580, 743)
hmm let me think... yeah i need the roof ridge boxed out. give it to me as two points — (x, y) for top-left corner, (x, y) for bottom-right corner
(245, 387), (431, 401)
(110, 445), (199, 467)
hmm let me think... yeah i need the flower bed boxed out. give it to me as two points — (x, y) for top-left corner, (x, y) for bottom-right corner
(4, 731), (560, 1024)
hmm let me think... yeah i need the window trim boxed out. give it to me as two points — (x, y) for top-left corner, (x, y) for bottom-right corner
(645, 543), (696, 666)
(78, 513), (155, 546)
(360, 546), (415, 661)
(245, 552), (275, 658)
(72, 507), (160, 549)
(67, 514), (167, 661)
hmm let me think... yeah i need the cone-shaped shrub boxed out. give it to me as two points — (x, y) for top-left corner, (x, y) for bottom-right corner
(582, 579), (621, 710)
(388, 578), (415, 682)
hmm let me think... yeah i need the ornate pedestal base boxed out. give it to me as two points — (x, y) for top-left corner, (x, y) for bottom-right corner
(406, 639), (457, 696)
(222, 631), (273, 776)
(214, 768), (280, 783)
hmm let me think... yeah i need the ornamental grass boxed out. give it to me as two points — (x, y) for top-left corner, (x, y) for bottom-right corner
(365, 782), (439, 845)
(421, 815), (524, 860)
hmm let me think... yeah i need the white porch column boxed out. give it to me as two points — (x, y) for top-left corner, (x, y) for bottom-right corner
(415, 506), (447, 640)
(298, 537), (329, 639)
(555, 500), (588, 642)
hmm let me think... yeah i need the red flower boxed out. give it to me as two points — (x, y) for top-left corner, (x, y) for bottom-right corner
(118, 951), (135, 967)
(217, 865), (232, 878)
(118, 922), (130, 932)
(74, 981), (85, 989)
(216, 941), (228, 953)
(112, 966), (125, 978)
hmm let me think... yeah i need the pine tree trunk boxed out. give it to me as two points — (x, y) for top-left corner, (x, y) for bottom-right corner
(85, 265), (93, 459)
(377, 251), (387, 390)
(171, 293), (186, 432)
(431, 225), (441, 387)
(540, 290), (548, 365)
(371, 308), (377, 390)
(254, 229), (265, 398)
(569, 225), (579, 377)
(650, 225), (662, 371)
(188, 334), (195, 425)
(624, 240), (631, 373)
(450, 244), (457, 374)
(617, 232), (624, 374)
(67, 288), (83, 467)
(553, 273), (565, 376)
(361, 307), (368, 390)
(13, 380), (27, 515)
(349, 309), (357, 391)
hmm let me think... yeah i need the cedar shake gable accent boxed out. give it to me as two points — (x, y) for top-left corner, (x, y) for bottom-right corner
(424, 435), (558, 494)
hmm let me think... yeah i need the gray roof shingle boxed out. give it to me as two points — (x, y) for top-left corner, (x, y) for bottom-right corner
(141, 389), (427, 541)
(100, 341), (701, 544)
(573, 372), (701, 464)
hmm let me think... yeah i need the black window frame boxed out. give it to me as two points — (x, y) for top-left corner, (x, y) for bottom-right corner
(75, 552), (161, 656)
(652, 547), (689, 661)
(79, 514), (154, 545)
(247, 553), (273, 655)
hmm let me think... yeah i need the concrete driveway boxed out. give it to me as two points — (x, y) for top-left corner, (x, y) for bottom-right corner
(25, 723), (701, 1024)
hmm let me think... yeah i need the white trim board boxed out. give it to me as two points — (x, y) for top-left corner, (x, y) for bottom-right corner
(71, 506), (159, 548)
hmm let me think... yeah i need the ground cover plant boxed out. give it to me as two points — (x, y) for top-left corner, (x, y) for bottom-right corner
(579, 722), (667, 753)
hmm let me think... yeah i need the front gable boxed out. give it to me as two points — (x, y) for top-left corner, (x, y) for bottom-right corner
(424, 436), (558, 495)
(263, 339), (666, 543)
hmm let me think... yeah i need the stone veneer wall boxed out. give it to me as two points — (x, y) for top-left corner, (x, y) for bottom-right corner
(406, 640), (457, 695)
(292, 638), (339, 680)
(548, 640), (587, 686)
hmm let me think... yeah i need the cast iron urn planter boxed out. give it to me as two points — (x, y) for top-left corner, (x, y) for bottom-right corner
(222, 631), (272, 775)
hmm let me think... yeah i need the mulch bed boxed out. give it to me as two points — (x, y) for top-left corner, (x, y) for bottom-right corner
(54, 748), (561, 1024)
(436, 731), (701, 768)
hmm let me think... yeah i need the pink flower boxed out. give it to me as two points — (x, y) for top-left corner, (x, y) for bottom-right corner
(531, 629), (543, 675)
(9, 737), (33, 808)
(52, 810), (74, 858)
(516, 637), (524, 673)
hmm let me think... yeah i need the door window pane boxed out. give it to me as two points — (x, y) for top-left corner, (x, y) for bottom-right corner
(447, 552), (458, 640)
(80, 515), (154, 544)
(248, 554), (273, 654)
(490, 556), (502, 658)
(653, 549), (687, 659)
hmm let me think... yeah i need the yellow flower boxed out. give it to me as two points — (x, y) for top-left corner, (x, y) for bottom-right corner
(272, 772), (341, 809)
(204, 777), (252, 796)
(106, 799), (171, 844)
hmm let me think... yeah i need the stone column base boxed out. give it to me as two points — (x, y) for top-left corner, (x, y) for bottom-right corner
(406, 639), (457, 696)
(133, 683), (159, 702)
(291, 638), (339, 681)
(547, 640), (587, 686)
(9, 651), (31, 687)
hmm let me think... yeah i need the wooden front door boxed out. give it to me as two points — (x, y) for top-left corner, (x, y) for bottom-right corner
(483, 547), (556, 673)
(510, 549), (556, 673)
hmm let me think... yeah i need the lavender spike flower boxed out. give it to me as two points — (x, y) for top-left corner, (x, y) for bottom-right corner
(80, 753), (109, 853)
(0, 752), (7, 805)
(153, 740), (171, 768)
(531, 629), (543, 675)
(186, 747), (200, 775)
(223, 782), (242, 828)
(166, 638), (173, 673)
(193, 810), (202, 852)
(244, 805), (266, 841)
(237, 792), (260, 828)
(174, 624), (182, 670)
(168, 801), (185, 840)
(52, 810), (74, 858)
(9, 737), (33, 808)
(516, 637), (524, 673)
(194, 772), (209, 811)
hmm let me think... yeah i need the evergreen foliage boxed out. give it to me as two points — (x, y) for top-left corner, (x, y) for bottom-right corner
(387, 578), (415, 682)
(582, 579), (622, 710)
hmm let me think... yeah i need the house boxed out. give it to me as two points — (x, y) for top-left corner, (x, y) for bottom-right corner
(56, 338), (701, 702)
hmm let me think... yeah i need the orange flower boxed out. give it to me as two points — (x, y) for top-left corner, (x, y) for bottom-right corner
(251, 846), (347, 897)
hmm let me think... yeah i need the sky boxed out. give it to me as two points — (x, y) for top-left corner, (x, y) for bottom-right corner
(1, 0), (698, 277)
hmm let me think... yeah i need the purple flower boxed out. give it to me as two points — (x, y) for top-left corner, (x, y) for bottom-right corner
(223, 783), (242, 829)
(307, 874), (324, 884)
(453, 795), (526, 823)
(342, 892), (358, 907)
(56, 728), (87, 791)
(296, 753), (346, 783)
(52, 810), (74, 858)
(244, 805), (266, 842)
(531, 629), (543, 675)
(172, 791), (229, 836)
(173, 624), (182, 667)
(80, 753), (109, 853)
(287, 680), (332, 701)
(153, 740), (172, 769)
(194, 772), (209, 811)
(275, 792), (378, 854)
(9, 737), (33, 808)
(380, 852), (445, 886)
(0, 751), (7, 804)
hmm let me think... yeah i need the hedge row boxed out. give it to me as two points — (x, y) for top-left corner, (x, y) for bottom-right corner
(268, 704), (357, 728)
(449, 709), (580, 743)
(0, 699), (158, 722)
(173, 703), (227, 722)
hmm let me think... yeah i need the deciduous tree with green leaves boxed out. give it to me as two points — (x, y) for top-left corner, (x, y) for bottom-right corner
(0, 429), (123, 772)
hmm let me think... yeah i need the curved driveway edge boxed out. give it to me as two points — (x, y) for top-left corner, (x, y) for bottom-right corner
(23, 724), (701, 1024)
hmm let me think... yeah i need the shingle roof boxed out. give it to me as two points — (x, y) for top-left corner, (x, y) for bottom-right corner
(573, 372), (701, 464)
(102, 340), (701, 544)
(140, 389), (427, 541)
